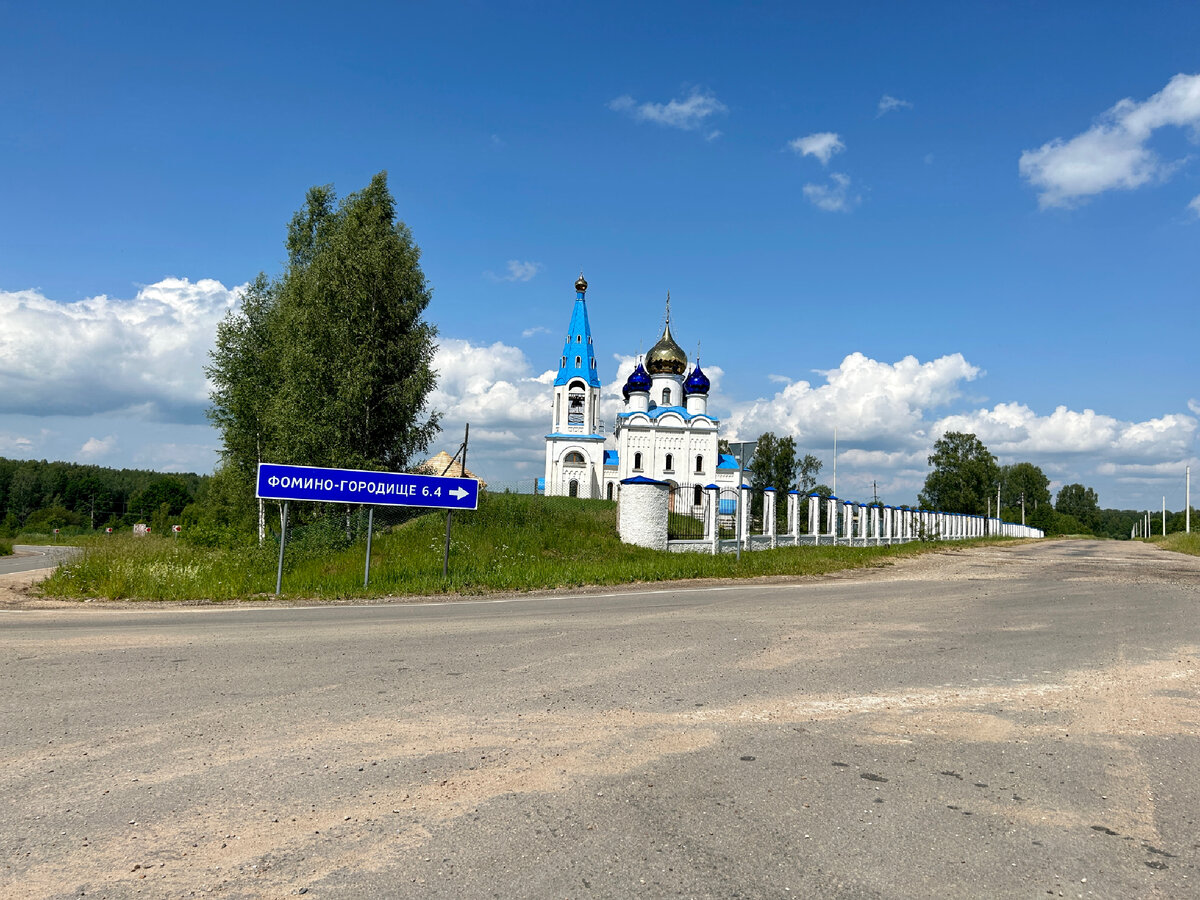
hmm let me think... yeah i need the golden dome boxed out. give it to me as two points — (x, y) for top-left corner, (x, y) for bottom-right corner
(575, 272), (588, 294)
(646, 319), (687, 375)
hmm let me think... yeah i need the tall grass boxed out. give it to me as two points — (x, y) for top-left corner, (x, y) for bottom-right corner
(40, 492), (1004, 602)
(1150, 531), (1200, 557)
(0, 539), (12, 556)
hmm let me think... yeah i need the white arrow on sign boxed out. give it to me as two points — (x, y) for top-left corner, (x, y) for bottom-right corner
(449, 486), (470, 500)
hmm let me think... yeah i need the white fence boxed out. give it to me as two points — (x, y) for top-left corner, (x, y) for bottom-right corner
(618, 479), (1043, 554)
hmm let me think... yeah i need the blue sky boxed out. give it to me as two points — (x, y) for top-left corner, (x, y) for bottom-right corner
(1, 1), (1197, 510)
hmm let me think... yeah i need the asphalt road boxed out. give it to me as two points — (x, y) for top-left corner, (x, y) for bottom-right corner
(2, 540), (1198, 899)
(0, 544), (79, 576)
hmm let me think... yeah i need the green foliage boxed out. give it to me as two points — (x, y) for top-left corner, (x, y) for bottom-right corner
(0, 539), (12, 556)
(1055, 483), (1099, 524)
(37, 492), (1009, 601)
(24, 505), (85, 531)
(746, 433), (823, 532)
(0, 456), (204, 530)
(1000, 462), (1050, 512)
(918, 432), (999, 514)
(206, 172), (440, 506)
(1045, 511), (1092, 536)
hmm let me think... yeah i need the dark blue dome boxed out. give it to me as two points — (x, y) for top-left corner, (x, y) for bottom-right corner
(684, 360), (710, 395)
(622, 362), (651, 399)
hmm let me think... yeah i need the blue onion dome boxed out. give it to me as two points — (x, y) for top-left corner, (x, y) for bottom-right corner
(684, 358), (710, 395)
(622, 362), (652, 399)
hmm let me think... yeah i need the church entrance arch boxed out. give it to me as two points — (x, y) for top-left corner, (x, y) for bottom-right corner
(569, 479), (579, 498)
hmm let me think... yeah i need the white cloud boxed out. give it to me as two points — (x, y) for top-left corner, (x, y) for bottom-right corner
(0, 431), (35, 453)
(79, 435), (117, 459)
(803, 173), (858, 212)
(727, 352), (981, 447)
(717, 351), (1196, 507)
(705, 130), (723, 142)
(1189, 398), (1200, 416)
(486, 260), (542, 282)
(0, 278), (241, 423)
(1019, 72), (1200, 208)
(877, 95), (912, 117)
(1189, 194), (1200, 217)
(788, 132), (845, 165)
(521, 325), (551, 338)
(608, 88), (728, 132)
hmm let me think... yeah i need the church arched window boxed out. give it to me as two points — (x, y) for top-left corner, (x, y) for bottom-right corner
(575, 356), (581, 368)
(561, 356), (566, 368)
(569, 480), (579, 497)
(607, 482), (614, 501)
(665, 453), (674, 472)
(564, 451), (585, 467)
(633, 452), (643, 471)
(695, 454), (704, 473)
(662, 388), (671, 406)
(693, 484), (703, 506)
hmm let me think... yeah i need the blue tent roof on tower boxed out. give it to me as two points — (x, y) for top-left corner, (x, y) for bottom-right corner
(554, 273), (602, 388)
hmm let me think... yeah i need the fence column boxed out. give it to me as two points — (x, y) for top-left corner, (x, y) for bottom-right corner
(809, 493), (822, 543)
(826, 496), (839, 544)
(842, 501), (854, 544)
(705, 484), (720, 553)
(617, 476), (670, 551)
(870, 505), (881, 545)
(763, 488), (777, 548)
(787, 490), (800, 543)
(856, 503), (867, 546)
(740, 483), (752, 550)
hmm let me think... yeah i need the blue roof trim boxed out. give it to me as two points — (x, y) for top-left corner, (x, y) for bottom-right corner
(545, 433), (605, 441)
(603, 450), (619, 466)
(554, 293), (602, 388)
(620, 475), (669, 486)
(616, 406), (716, 423)
(715, 453), (739, 470)
(788, 490), (800, 494)
(763, 486), (776, 492)
(704, 483), (720, 490)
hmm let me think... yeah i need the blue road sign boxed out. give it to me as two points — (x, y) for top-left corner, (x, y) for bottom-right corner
(256, 463), (479, 510)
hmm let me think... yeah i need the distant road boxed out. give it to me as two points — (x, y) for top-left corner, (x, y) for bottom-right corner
(2, 540), (1199, 898)
(0, 543), (78, 575)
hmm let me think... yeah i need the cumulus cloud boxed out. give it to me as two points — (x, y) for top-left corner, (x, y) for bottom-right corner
(877, 95), (912, 117)
(486, 260), (542, 282)
(1189, 194), (1200, 217)
(0, 278), (241, 423)
(803, 173), (858, 212)
(935, 403), (1197, 465)
(608, 88), (728, 132)
(79, 435), (118, 459)
(727, 352), (980, 449)
(788, 132), (845, 165)
(1019, 72), (1200, 208)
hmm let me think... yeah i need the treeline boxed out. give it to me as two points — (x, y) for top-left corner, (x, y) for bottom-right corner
(0, 456), (206, 536)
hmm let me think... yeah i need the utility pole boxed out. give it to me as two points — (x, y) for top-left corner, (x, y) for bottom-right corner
(1020, 491), (1025, 527)
(832, 425), (837, 499)
(1162, 496), (1167, 537)
(1187, 465), (1191, 534)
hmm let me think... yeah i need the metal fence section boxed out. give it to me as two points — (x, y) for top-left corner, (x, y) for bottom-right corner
(667, 482), (709, 540)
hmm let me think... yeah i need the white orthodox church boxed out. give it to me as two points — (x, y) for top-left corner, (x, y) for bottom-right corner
(543, 274), (740, 500)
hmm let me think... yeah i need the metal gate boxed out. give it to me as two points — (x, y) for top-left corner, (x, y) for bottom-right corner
(667, 483), (709, 540)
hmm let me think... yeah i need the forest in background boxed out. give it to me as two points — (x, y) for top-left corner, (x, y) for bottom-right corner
(0, 456), (205, 537)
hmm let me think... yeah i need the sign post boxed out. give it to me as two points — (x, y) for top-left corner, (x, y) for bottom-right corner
(256, 462), (480, 595)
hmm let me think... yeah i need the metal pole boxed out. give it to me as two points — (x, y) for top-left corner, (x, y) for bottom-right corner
(442, 423), (470, 579)
(275, 502), (288, 596)
(1187, 465), (1191, 534)
(1163, 496), (1167, 536)
(363, 506), (374, 588)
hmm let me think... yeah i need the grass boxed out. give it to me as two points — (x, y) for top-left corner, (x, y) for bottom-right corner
(39, 492), (1015, 602)
(1147, 531), (1200, 557)
(0, 539), (12, 556)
